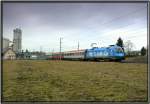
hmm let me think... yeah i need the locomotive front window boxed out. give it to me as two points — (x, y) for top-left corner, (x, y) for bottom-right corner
(116, 48), (123, 53)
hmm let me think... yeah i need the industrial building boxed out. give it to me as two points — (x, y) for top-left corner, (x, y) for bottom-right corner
(2, 28), (22, 60)
(3, 38), (10, 52)
(13, 28), (22, 53)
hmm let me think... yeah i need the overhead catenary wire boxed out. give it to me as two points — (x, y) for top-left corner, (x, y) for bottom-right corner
(87, 7), (147, 37)
(49, 7), (147, 52)
(82, 6), (147, 42)
(92, 7), (146, 27)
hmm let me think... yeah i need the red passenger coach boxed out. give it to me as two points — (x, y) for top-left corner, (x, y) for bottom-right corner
(47, 49), (85, 60)
(52, 52), (64, 60)
(63, 49), (85, 60)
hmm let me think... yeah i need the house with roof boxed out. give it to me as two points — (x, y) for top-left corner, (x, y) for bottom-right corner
(3, 47), (16, 60)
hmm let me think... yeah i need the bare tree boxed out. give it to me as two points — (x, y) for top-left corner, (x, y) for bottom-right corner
(124, 40), (135, 56)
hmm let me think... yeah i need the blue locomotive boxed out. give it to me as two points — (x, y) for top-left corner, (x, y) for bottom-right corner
(84, 45), (125, 61)
(48, 45), (125, 62)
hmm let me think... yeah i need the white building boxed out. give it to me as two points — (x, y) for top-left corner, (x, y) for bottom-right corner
(3, 47), (16, 60)
(3, 38), (10, 52)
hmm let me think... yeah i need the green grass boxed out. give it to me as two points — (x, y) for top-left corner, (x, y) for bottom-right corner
(125, 56), (148, 63)
(3, 60), (148, 101)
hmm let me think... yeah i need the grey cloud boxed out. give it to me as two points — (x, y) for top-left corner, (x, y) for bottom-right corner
(3, 3), (147, 51)
(3, 3), (147, 29)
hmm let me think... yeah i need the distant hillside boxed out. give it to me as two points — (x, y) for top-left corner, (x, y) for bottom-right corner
(124, 56), (148, 63)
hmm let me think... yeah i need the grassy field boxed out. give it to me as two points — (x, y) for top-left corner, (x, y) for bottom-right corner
(3, 60), (148, 101)
(124, 56), (148, 63)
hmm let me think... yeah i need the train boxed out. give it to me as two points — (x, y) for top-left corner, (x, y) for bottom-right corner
(46, 45), (125, 62)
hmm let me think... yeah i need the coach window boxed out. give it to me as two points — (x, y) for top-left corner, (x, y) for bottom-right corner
(76, 52), (78, 55)
(81, 52), (84, 55)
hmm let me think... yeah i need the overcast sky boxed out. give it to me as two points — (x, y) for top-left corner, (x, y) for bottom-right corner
(3, 3), (147, 52)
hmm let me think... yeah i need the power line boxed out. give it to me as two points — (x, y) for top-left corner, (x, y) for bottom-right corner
(94, 23), (146, 40)
(52, 7), (147, 52)
(82, 7), (147, 41)
(126, 34), (147, 39)
(94, 7), (146, 29)
(86, 7), (147, 35)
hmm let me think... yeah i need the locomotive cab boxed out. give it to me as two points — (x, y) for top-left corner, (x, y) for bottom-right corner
(109, 45), (125, 61)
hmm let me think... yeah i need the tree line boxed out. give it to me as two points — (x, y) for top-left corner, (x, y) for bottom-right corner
(116, 37), (147, 56)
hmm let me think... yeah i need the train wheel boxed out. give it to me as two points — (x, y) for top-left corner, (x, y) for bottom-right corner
(115, 59), (122, 62)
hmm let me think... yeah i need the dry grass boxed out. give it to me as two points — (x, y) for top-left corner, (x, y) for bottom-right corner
(125, 56), (148, 63)
(3, 60), (148, 101)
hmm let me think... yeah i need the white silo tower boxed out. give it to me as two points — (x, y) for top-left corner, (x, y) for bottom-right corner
(13, 28), (22, 53)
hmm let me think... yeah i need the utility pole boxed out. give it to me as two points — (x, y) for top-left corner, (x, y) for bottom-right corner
(52, 48), (54, 60)
(78, 42), (79, 51)
(40, 46), (42, 53)
(60, 37), (63, 60)
(77, 42), (79, 55)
